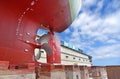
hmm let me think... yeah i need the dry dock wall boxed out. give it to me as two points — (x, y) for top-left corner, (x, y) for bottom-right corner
(0, 73), (35, 79)
(106, 66), (120, 79)
(79, 66), (89, 79)
(0, 61), (120, 79)
(36, 64), (90, 79)
(65, 65), (81, 79)
(0, 61), (36, 79)
(36, 64), (66, 79)
(88, 66), (108, 79)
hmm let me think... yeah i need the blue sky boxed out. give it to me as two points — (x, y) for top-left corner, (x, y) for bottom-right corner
(58, 0), (120, 66)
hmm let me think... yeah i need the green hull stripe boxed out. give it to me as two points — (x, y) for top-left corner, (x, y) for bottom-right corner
(68, 0), (82, 21)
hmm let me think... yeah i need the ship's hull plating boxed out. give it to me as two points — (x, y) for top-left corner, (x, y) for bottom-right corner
(0, 0), (82, 65)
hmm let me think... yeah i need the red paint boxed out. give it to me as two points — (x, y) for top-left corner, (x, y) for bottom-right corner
(0, 61), (9, 70)
(0, 0), (71, 66)
(47, 33), (61, 63)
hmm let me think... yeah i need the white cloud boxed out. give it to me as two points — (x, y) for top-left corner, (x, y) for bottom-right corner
(64, 0), (120, 60)
(90, 44), (120, 60)
(71, 2), (120, 42)
(64, 28), (71, 34)
(95, 0), (104, 13)
(106, 39), (117, 44)
(83, 0), (97, 7)
(105, 0), (120, 12)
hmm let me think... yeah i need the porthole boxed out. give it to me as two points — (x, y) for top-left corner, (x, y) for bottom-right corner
(73, 57), (75, 59)
(66, 56), (69, 58)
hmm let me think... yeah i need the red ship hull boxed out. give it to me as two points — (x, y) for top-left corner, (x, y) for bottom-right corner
(0, 0), (81, 65)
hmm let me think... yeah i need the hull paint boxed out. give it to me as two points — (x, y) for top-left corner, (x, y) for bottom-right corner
(0, 0), (82, 65)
